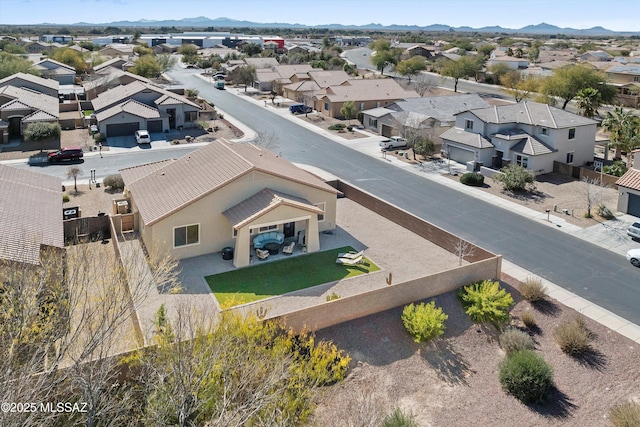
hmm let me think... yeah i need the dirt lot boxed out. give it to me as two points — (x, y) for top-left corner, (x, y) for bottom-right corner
(312, 275), (640, 427)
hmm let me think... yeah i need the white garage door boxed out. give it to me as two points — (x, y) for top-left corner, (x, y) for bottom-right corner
(449, 146), (475, 164)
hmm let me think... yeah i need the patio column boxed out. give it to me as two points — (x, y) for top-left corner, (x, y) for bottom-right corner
(305, 217), (320, 253)
(233, 226), (251, 268)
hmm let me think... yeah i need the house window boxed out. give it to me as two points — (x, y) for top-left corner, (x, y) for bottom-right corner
(174, 224), (199, 248)
(540, 127), (548, 136)
(232, 228), (254, 238)
(184, 111), (197, 122)
(465, 119), (473, 130)
(368, 118), (378, 128)
(566, 152), (574, 164)
(324, 102), (329, 111)
(634, 76), (639, 83)
(516, 154), (529, 168)
(359, 102), (365, 111)
(314, 202), (325, 222)
(568, 128), (576, 140)
(376, 101), (381, 108)
(259, 224), (278, 232)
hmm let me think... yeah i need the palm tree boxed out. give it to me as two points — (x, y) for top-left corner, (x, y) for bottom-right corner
(602, 107), (640, 163)
(575, 87), (601, 118)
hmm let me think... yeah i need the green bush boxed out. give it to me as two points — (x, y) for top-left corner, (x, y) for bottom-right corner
(597, 204), (615, 219)
(62, 194), (70, 203)
(328, 123), (346, 131)
(457, 280), (514, 327)
(103, 174), (124, 191)
(553, 316), (592, 355)
(499, 328), (535, 354)
(401, 301), (448, 343)
(288, 332), (351, 386)
(460, 172), (485, 186)
(603, 160), (627, 177)
(382, 408), (418, 427)
(494, 164), (536, 192)
(325, 292), (340, 301)
(520, 311), (537, 328)
(93, 133), (103, 143)
(609, 401), (640, 427)
(499, 350), (554, 403)
(519, 276), (547, 302)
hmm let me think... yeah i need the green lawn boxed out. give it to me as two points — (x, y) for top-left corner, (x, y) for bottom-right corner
(206, 246), (380, 307)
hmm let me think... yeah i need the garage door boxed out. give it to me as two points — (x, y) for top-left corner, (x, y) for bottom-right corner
(147, 120), (163, 133)
(106, 122), (139, 137)
(448, 145), (475, 164)
(381, 124), (393, 138)
(628, 194), (640, 217)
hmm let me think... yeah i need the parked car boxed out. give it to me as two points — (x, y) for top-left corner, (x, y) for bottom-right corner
(627, 222), (640, 240)
(135, 130), (151, 144)
(289, 104), (312, 114)
(626, 248), (640, 267)
(379, 136), (408, 149)
(48, 147), (83, 162)
(214, 80), (225, 90)
(89, 124), (98, 134)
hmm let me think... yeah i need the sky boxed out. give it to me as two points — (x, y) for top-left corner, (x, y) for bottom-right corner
(0, 0), (639, 31)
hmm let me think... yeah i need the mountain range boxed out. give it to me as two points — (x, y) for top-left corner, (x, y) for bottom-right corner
(51, 17), (636, 36)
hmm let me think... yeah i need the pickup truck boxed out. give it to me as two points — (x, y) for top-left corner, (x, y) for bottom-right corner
(379, 136), (408, 149)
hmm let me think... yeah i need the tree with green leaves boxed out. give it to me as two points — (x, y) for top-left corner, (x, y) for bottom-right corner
(501, 72), (540, 102)
(396, 55), (426, 81)
(242, 43), (263, 56)
(602, 106), (640, 162)
(0, 52), (38, 79)
(575, 87), (602, 118)
(129, 55), (163, 78)
(438, 56), (483, 92)
(340, 100), (356, 124)
(51, 47), (87, 73)
(494, 164), (536, 192)
(66, 166), (83, 193)
(233, 65), (257, 91)
(370, 49), (397, 76)
(156, 53), (177, 72)
(540, 64), (616, 109)
(488, 63), (513, 85)
(23, 122), (61, 152)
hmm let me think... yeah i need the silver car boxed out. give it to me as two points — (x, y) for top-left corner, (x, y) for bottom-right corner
(379, 136), (408, 150)
(628, 222), (640, 240)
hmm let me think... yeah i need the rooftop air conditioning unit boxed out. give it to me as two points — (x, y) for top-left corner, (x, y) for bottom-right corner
(117, 200), (129, 215)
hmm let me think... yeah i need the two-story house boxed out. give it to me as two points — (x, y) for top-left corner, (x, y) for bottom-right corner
(440, 101), (597, 173)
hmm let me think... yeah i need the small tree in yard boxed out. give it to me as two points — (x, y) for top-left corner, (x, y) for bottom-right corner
(452, 237), (476, 266)
(24, 122), (61, 151)
(66, 166), (83, 193)
(457, 280), (514, 329)
(413, 137), (435, 159)
(401, 301), (448, 343)
(413, 74), (433, 97)
(494, 164), (536, 192)
(581, 177), (606, 218)
(340, 100), (356, 124)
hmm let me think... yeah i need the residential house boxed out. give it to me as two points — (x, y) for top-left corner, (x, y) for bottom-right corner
(83, 68), (150, 100)
(282, 69), (350, 102)
(253, 64), (314, 92)
(607, 65), (640, 108)
(579, 50), (614, 63)
(99, 44), (135, 58)
(24, 41), (54, 54)
(0, 164), (63, 266)
(405, 45), (437, 59)
(119, 140), (338, 267)
(31, 58), (76, 85)
(92, 81), (200, 137)
(0, 72), (59, 98)
(315, 79), (419, 118)
(361, 94), (491, 151)
(440, 101), (597, 173)
(616, 150), (640, 217)
(93, 57), (135, 73)
(244, 57), (279, 70)
(487, 56), (529, 70)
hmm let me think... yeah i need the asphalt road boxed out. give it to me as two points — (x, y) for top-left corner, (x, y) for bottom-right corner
(165, 68), (640, 324)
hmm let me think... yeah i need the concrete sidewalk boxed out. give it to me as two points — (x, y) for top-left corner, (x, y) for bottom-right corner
(211, 81), (640, 344)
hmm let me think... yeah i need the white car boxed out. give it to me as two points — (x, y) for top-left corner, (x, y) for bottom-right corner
(135, 130), (151, 144)
(626, 248), (640, 267)
(627, 222), (640, 240)
(379, 136), (408, 150)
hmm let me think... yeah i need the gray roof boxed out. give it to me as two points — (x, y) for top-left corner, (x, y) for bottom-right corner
(0, 164), (63, 265)
(92, 81), (200, 112)
(0, 72), (59, 92)
(0, 85), (59, 117)
(440, 128), (494, 149)
(608, 65), (640, 75)
(390, 94), (490, 124)
(466, 101), (595, 129)
(95, 99), (161, 121)
(362, 107), (395, 118)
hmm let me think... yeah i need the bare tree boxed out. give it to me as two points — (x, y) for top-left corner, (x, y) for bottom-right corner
(452, 237), (476, 266)
(252, 130), (280, 152)
(413, 74), (433, 97)
(393, 112), (432, 160)
(66, 166), (83, 193)
(581, 177), (606, 218)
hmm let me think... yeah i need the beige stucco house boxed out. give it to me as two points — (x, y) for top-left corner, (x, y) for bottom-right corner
(616, 150), (640, 217)
(120, 140), (338, 267)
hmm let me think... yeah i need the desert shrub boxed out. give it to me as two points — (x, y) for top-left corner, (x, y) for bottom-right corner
(519, 276), (547, 302)
(603, 160), (627, 177)
(401, 301), (448, 343)
(597, 204), (615, 219)
(460, 172), (485, 186)
(553, 316), (592, 355)
(609, 401), (640, 427)
(499, 350), (553, 403)
(288, 332), (351, 386)
(494, 164), (536, 192)
(328, 123), (346, 131)
(457, 280), (514, 327)
(520, 311), (537, 328)
(382, 407), (418, 427)
(62, 194), (70, 203)
(103, 174), (124, 191)
(93, 132), (103, 143)
(325, 292), (340, 301)
(499, 328), (535, 354)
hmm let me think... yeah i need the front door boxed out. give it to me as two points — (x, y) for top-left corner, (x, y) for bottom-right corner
(283, 222), (295, 238)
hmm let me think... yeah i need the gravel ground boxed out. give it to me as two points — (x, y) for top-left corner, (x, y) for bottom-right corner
(312, 275), (640, 427)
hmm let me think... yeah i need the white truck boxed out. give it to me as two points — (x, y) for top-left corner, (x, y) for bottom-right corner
(379, 136), (408, 149)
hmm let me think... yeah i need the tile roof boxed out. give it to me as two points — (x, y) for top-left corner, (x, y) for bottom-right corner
(440, 128), (494, 149)
(93, 57), (130, 71)
(120, 140), (337, 226)
(616, 168), (640, 191)
(363, 107), (395, 118)
(222, 188), (322, 229)
(283, 80), (322, 93)
(608, 65), (640, 75)
(32, 58), (75, 72)
(0, 72), (59, 91)
(22, 110), (59, 122)
(466, 101), (595, 129)
(391, 94), (490, 123)
(510, 136), (557, 156)
(0, 164), (63, 265)
(95, 99), (161, 121)
(244, 57), (279, 69)
(320, 79), (418, 103)
(92, 81), (200, 112)
(307, 70), (350, 87)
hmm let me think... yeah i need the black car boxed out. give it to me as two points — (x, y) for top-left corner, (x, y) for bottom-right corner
(289, 104), (313, 114)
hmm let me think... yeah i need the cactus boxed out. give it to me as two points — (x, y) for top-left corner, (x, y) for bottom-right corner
(386, 272), (393, 286)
